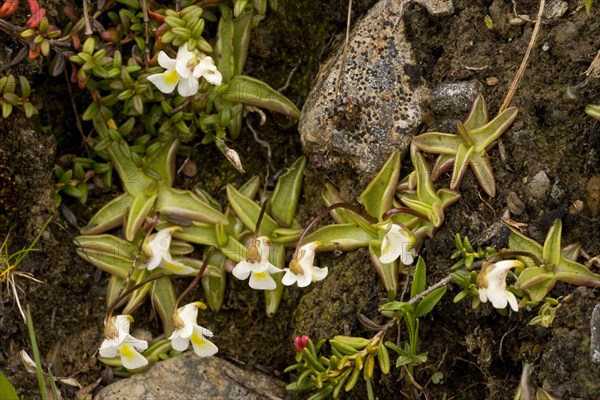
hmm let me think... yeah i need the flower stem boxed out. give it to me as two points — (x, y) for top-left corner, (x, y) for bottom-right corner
(174, 248), (213, 311)
(104, 272), (165, 326)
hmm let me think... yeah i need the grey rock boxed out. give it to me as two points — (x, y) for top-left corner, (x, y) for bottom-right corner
(507, 191), (526, 216)
(591, 304), (600, 364)
(525, 171), (551, 204)
(428, 81), (483, 118)
(299, 0), (454, 175)
(544, 0), (569, 20)
(95, 354), (288, 400)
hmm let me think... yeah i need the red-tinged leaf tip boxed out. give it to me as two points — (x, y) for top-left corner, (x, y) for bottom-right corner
(71, 34), (80, 49)
(26, 9), (46, 28)
(27, 0), (40, 14)
(28, 45), (41, 59)
(0, 0), (19, 17)
(148, 10), (165, 22)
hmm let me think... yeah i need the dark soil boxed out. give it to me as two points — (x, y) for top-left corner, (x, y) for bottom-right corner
(1, 0), (600, 399)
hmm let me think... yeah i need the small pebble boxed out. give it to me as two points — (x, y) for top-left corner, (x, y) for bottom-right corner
(587, 175), (600, 217)
(525, 171), (551, 203)
(507, 191), (526, 215)
(486, 77), (499, 86)
(182, 159), (198, 177)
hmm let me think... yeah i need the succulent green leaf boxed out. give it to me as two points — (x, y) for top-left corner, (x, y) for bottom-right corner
(233, 9), (252, 76)
(269, 156), (306, 227)
(554, 258), (600, 288)
(468, 151), (496, 197)
(75, 248), (134, 278)
(542, 219), (562, 269)
(561, 242), (581, 262)
(157, 184), (228, 225)
(518, 266), (555, 302)
(360, 150), (400, 220)
(215, 6), (234, 82)
(472, 107), (518, 150)
(75, 234), (138, 258)
(122, 269), (152, 315)
(412, 132), (462, 155)
(450, 143), (473, 190)
(322, 183), (354, 224)
(411, 256), (427, 298)
(151, 275), (177, 335)
(369, 241), (398, 300)
(106, 275), (127, 309)
(415, 286), (446, 317)
(264, 242), (285, 317)
(108, 141), (152, 194)
(80, 193), (133, 234)
(143, 140), (179, 186)
(220, 236), (247, 263)
(125, 192), (157, 241)
(222, 75), (300, 118)
(304, 223), (376, 251)
(172, 222), (219, 247)
(463, 93), (488, 131)
(0, 371), (19, 400)
(508, 228), (543, 269)
(226, 184), (278, 235)
(202, 250), (227, 312)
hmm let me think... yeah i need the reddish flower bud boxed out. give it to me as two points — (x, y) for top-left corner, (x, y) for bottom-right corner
(293, 335), (310, 352)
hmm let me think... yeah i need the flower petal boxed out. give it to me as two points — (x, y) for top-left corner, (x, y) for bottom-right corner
(295, 272), (312, 288)
(312, 266), (328, 282)
(147, 71), (179, 94)
(506, 290), (519, 312)
(232, 261), (252, 280)
(119, 344), (148, 369)
(281, 269), (297, 286)
(157, 51), (176, 70)
(162, 259), (197, 275)
(177, 76), (199, 97)
(190, 326), (218, 357)
(98, 340), (119, 358)
(170, 333), (190, 351)
(249, 271), (277, 290)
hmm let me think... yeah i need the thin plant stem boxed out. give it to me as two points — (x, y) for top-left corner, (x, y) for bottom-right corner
(174, 249), (213, 310)
(104, 272), (164, 326)
(500, 0), (546, 112)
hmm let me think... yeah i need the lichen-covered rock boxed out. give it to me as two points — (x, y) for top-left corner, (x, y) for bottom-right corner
(299, 0), (454, 175)
(95, 354), (288, 400)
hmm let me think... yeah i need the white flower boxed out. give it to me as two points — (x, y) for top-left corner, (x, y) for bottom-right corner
(378, 222), (417, 265)
(142, 227), (197, 275)
(232, 236), (283, 290)
(148, 43), (222, 97)
(282, 242), (328, 288)
(169, 302), (218, 357)
(99, 315), (148, 370)
(477, 260), (523, 312)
